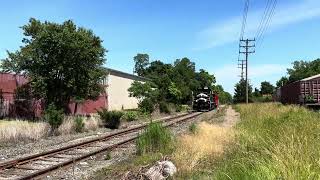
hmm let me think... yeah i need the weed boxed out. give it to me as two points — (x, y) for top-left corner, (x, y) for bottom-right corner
(44, 104), (64, 131)
(58, 117), (74, 135)
(122, 111), (139, 122)
(74, 116), (84, 133)
(188, 123), (197, 134)
(173, 122), (233, 175)
(0, 120), (49, 143)
(84, 116), (100, 131)
(139, 98), (154, 113)
(159, 101), (170, 114)
(213, 103), (320, 179)
(105, 152), (112, 160)
(136, 122), (174, 155)
(98, 109), (123, 129)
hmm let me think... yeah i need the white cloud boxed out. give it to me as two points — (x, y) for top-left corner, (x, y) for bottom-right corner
(195, 0), (320, 50)
(213, 64), (288, 94)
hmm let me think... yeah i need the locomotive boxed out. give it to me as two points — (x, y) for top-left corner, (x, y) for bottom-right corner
(192, 87), (219, 111)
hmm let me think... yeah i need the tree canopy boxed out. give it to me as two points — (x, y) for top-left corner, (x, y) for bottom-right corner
(0, 18), (106, 111)
(133, 53), (149, 76)
(233, 79), (253, 103)
(129, 54), (220, 110)
(260, 81), (275, 95)
(214, 85), (232, 104)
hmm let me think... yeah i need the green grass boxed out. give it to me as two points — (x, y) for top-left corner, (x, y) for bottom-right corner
(212, 103), (320, 179)
(136, 122), (174, 155)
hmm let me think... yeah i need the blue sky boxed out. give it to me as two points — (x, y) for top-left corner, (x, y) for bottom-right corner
(0, 0), (320, 93)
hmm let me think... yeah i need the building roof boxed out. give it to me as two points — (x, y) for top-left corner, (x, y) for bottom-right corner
(300, 74), (320, 81)
(106, 68), (149, 82)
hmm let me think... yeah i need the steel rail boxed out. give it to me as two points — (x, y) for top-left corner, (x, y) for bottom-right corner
(0, 112), (190, 170)
(15, 112), (202, 180)
(0, 112), (202, 179)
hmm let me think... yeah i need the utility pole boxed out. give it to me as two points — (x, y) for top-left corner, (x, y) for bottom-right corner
(239, 38), (255, 104)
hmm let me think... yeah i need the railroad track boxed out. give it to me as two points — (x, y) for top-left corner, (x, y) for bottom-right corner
(0, 112), (203, 179)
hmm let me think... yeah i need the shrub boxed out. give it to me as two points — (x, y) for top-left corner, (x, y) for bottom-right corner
(74, 116), (85, 133)
(123, 111), (139, 122)
(138, 98), (154, 113)
(175, 104), (182, 112)
(159, 101), (170, 114)
(44, 104), (64, 131)
(136, 122), (174, 155)
(98, 109), (123, 129)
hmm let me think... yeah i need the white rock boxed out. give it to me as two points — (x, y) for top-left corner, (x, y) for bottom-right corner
(144, 160), (177, 180)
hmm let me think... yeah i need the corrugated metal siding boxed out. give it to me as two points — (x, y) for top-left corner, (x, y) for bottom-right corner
(300, 77), (320, 103)
(0, 73), (108, 116)
(69, 94), (107, 115)
(279, 75), (320, 105)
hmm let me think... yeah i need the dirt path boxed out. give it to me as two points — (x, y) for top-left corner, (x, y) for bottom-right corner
(220, 106), (240, 127)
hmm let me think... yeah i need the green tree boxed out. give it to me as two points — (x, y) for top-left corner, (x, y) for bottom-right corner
(128, 81), (159, 113)
(260, 81), (274, 95)
(233, 79), (253, 103)
(134, 53), (149, 76)
(196, 69), (216, 89)
(276, 76), (289, 87)
(172, 58), (198, 103)
(0, 18), (106, 111)
(128, 81), (157, 102)
(214, 85), (232, 104)
(168, 82), (182, 103)
(253, 87), (261, 97)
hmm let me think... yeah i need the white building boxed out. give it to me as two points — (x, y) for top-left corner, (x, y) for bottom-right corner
(104, 68), (148, 110)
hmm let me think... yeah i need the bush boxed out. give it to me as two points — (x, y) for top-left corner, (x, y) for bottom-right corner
(123, 111), (139, 122)
(136, 122), (174, 155)
(44, 104), (64, 130)
(139, 98), (154, 113)
(159, 101), (170, 114)
(74, 116), (85, 133)
(98, 109), (123, 129)
(175, 104), (182, 112)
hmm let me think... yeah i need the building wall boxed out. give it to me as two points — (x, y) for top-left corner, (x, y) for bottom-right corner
(106, 74), (141, 110)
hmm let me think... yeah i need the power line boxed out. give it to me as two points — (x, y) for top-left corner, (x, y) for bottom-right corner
(256, 0), (277, 48)
(255, 0), (272, 40)
(240, 0), (250, 39)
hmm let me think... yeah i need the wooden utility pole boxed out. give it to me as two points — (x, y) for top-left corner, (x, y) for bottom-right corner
(239, 38), (255, 104)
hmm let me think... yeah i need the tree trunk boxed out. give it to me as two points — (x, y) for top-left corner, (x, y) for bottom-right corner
(74, 102), (78, 115)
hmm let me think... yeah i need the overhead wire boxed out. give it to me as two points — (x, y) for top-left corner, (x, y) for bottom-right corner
(255, 0), (272, 40)
(239, 0), (250, 40)
(256, 0), (277, 48)
(255, 0), (278, 48)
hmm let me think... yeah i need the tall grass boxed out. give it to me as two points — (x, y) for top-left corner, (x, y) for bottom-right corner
(173, 122), (233, 176)
(213, 103), (320, 179)
(136, 122), (174, 155)
(0, 120), (49, 143)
